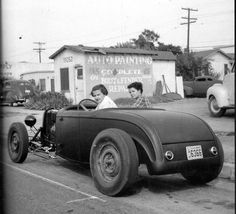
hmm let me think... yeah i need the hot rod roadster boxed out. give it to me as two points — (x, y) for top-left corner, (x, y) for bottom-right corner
(8, 99), (224, 196)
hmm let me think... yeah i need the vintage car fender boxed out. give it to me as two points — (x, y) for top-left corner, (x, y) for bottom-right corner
(207, 84), (229, 107)
(183, 85), (193, 96)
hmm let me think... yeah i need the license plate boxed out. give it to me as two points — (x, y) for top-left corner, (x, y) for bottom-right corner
(25, 90), (30, 93)
(186, 145), (203, 160)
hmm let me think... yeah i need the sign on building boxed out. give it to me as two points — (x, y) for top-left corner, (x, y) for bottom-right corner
(85, 54), (154, 99)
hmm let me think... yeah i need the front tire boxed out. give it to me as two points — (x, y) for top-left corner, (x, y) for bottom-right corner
(8, 122), (29, 163)
(90, 128), (139, 196)
(208, 96), (226, 117)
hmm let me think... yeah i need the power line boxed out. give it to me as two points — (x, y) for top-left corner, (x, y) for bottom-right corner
(33, 42), (46, 63)
(180, 8), (198, 54)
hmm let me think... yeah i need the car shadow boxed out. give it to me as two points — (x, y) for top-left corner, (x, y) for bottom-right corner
(54, 157), (91, 177)
(223, 109), (235, 117)
(121, 165), (211, 197)
(26, 154), (215, 197)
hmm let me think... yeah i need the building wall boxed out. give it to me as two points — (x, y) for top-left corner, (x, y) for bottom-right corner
(84, 53), (154, 99)
(53, 50), (177, 104)
(21, 71), (54, 92)
(53, 50), (86, 103)
(207, 53), (232, 80)
(2, 62), (54, 79)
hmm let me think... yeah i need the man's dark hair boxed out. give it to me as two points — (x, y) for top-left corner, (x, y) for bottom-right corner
(127, 82), (143, 94)
(91, 84), (108, 96)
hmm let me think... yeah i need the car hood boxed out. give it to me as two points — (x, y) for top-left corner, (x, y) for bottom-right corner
(98, 108), (214, 144)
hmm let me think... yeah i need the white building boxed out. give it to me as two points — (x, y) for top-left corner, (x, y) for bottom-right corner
(49, 45), (183, 104)
(20, 70), (55, 92)
(194, 49), (234, 80)
(1, 61), (54, 92)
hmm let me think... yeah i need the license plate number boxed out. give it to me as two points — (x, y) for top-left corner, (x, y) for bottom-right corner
(186, 145), (203, 160)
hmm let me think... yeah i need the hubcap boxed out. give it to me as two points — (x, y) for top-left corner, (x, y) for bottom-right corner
(9, 133), (20, 157)
(97, 143), (121, 182)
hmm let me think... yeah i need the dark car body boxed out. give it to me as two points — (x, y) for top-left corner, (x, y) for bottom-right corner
(55, 105), (223, 174)
(8, 99), (224, 196)
(184, 76), (222, 97)
(0, 79), (34, 105)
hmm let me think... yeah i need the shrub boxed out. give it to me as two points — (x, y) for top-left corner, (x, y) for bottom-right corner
(24, 92), (72, 110)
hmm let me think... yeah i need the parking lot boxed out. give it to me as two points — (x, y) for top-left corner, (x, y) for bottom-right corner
(1, 98), (235, 214)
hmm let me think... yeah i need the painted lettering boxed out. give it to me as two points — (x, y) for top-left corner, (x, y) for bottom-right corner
(87, 55), (152, 65)
(63, 56), (73, 63)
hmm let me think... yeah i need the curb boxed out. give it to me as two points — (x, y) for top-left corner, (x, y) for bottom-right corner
(220, 162), (235, 181)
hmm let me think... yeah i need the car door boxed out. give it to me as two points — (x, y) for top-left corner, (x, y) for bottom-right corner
(56, 110), (82, 161)
(193, 77), (208, 96)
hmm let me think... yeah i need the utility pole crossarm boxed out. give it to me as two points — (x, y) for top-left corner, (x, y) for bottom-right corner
(180, 7), (198, 54)
(33, 42), (46, 63)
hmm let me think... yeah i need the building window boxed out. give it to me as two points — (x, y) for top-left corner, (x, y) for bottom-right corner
(51, 79), (55, 92)
(39, 79), (46, 91)
(77, 67), (83, 79)
(60, 68), (69, 91)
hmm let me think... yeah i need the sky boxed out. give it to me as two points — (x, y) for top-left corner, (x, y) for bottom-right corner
(2, 0), (235, 63)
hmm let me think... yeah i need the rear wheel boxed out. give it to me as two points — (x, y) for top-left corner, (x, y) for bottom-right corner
(8, 122), (29, 163)
(90, 128), (139, 196)
(208, 96), (226, 117)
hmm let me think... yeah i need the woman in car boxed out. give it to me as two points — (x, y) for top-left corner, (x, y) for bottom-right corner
(127, 82), (152, 108)
(91, 84), (118, 110)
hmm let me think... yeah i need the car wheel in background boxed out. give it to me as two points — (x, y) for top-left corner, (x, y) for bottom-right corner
(8, 122), (29, 163)
(90, 128), (139, 196)
(208, 96), (226, 117)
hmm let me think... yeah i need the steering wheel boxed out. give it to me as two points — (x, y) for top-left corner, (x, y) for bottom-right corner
(78, 99), (98, 111)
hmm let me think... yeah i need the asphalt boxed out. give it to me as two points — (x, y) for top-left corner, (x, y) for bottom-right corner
(1, 101), (235, 181)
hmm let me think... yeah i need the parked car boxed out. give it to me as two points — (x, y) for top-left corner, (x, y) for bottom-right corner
(8, 99), (224, 196)
(207, 63), (235, 117)
(0, 79), (35, 106)
(184, 76), (222, 97)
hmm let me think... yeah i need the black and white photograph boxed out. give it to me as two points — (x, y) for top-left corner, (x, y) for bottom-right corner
(1, 0), (234, 213)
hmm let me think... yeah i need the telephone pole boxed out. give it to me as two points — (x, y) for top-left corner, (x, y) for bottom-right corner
(181, 8), (198, 54)
(33, 42), (46, 63)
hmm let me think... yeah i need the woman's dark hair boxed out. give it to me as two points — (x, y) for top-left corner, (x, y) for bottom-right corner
(127, 82), (143, 94)
(91, 84), (108, 96)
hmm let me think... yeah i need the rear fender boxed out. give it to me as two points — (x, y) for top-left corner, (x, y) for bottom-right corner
(207, 85), (229, 107)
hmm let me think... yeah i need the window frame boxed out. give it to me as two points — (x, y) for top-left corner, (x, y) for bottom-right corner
(60, 67), (70, 92)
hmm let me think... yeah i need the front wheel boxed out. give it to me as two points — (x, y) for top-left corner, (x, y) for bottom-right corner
(8, 122), (29, 163)
(90, 128), (139, 196)
(208, 96), (226, 117)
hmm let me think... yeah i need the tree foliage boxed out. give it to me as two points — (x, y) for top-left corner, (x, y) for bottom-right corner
(176, 52), (213, 80)
(113, 41), (135, 48)
(131, 29), (159, 50)
(113, 29), (213, 80)
(114, 29), (160, 50)
(157, 42), (183, 55)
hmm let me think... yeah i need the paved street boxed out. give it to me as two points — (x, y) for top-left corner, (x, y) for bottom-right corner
(0, 98), (235, 214)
